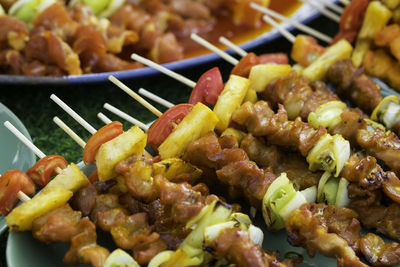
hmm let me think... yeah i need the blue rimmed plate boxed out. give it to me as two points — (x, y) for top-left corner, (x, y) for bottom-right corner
(0, 2), (331, 85)
(0, 103), (36, 234)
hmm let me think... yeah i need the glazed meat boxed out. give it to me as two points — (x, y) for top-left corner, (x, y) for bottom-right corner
(32, 204), (82, 244)
(232, 101), (327, 156)
(261, 71), (400, 176)
(206, 227), (290, 267)
(25, 30), (81, 75)
(360, 233), (400, 266)
(0, 15), (28, 51)
(63, 218), (109, 267)
(115, 155), (158, 203)
(327, 59), (382, 114)
(285, 203), (367, 267)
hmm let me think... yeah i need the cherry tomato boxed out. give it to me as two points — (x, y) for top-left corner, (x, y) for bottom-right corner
(383, 172), (400, 204)
(291, 35), (325, 67)
(26, 155), (68, 188)
(231, 52), (260, 78)
(339, 0), (368, 32)
(258, 53), (289, 65)
(189, 67), (223, 107)
(83, 121), (123, 164)
(0, 170), (36, 215)
(147, 104), (193, 149)
(88, 170), (99, 183)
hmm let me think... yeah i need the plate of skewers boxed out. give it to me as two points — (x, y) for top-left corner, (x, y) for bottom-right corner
(0, 0), (340, 85)
(5, 0), (400, 266)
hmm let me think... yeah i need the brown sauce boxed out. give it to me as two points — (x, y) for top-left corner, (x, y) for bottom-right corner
(180, 0), (301, 59)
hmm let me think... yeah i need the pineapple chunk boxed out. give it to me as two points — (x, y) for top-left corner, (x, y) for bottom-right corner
(302, 39), (353, 81)
(214, 75), (250, 132)
(46, 163), (89, 193)
(383, 0), (400, 9)
(6, 187), (73, 231)
(351, 39), (371, 67)
(96, 126), (147, 181)
(359, 1), (392, 39)
(159, 103), (218, 159)
(153, 158), (202, 182)
(243, 88), (258, 104)
(249, 64), (292, 92)
(233, 0), (270, 26)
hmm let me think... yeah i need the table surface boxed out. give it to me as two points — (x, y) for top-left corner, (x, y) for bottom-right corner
(0, 15), (337, 267)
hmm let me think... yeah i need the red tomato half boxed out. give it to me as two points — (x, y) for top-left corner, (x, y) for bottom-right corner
(83, 121), (123, 164)
(189, 67), (223, 107)
(258, 53), (289, 65)
(0, 170), (36, 216)
(27, 155), (68, 188)
(340, 0), (368, 32)
(231, 52), (260, 78)
(147, 104), (193, 149)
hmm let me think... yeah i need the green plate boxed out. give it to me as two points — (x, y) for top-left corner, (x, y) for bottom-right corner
(0, 103), (36, 234)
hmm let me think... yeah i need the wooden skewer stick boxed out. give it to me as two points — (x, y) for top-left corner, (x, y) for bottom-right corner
(103, 103), (149, 132)
(53, 116), (86, 148)
(4, 120), (63, 202)
(219, 37), (248, 57)
(138, 88), (175, 109)
(262, 15), (296, 43)
(4, 121), (46, 159)
(108, 75), (163, 117)
(131, 53), (196, 88)
(97, 112), (113, 124)
(299, 0), (341, 23)
(50, 94), (97, 135)
(17, 191), (31, 202)
(318, 0), (344, 14)
(250, 2), (333, 43)
(190, 33), (239, 65)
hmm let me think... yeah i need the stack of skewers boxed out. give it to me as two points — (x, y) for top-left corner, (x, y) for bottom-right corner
(4, 0), (400, 266)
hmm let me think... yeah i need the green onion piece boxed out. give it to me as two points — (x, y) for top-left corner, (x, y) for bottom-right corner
(148, 251), (174, 267)
(322, 178), (339, 205)
(9, 0), (41, 23)
(382, 101), (400, 129)
(248, 225), (264, 246)
(335, 178), (350, 208)
(300, 185), (317, 203)
(82, 0), (111, 14)
(308, 101), (346, 130)
(278, 192), (306, 220)
(317, 172), (332, 203)
(181, 200), (232, 249)
(98, 0), (125, 18)
(332, 134), (350, 177)
(307, 134), (335, 172)
(104, 249), (140, 267)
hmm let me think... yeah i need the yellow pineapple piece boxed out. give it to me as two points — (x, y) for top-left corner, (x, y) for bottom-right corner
(46, 163), (89, 193)
(159, 103), (218, 159)
(96, 126), (147, 181)
(214, 75), (250, 132)
(6, 187), (73, 231)
(249, 64), (292, 92)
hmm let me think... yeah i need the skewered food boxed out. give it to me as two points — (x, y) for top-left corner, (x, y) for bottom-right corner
(0, 0), (293, 76)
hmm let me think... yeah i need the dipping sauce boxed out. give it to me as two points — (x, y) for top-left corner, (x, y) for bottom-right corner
(182, 0), (301, 59)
